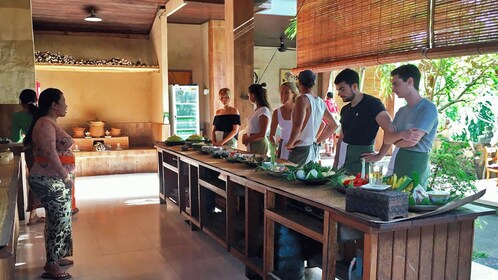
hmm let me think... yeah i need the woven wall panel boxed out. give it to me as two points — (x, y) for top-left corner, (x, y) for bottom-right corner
(296, 0), (498, 72)
(296, 0), (428, 70)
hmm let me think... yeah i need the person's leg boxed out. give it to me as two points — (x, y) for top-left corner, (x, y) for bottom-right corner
(30, 176), (73, 278)
(71, 179), (79, 215)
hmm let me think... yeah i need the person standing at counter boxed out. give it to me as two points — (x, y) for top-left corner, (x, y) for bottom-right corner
(212, 88), (240, 148)
(24, 88), (75, 280)
(385, 64), (438, 188)
(242, 83), (271, 156)
(333, 68), (392, 175)
(324, 91), (339, 156)
(11, 89), (46, 226)
(269, 82), (298, 160)
(286, 70), (338, 165)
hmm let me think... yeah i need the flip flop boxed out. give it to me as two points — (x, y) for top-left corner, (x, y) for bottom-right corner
(41, 271), (72, 280)
(71, 208), (79, 215)
(58, 258), (74, 266)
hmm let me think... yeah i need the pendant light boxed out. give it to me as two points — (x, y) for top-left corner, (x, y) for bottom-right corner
(85, 9), (102, 22)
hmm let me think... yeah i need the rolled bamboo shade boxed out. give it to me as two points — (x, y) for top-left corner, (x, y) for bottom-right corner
(431, 0), (498, 54)
(295, 0), (498, 73)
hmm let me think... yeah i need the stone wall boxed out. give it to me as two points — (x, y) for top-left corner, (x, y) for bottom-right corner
(0, 0), (35, 104)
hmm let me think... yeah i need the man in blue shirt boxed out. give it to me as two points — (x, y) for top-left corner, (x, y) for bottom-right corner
(385, 64), (438, 188)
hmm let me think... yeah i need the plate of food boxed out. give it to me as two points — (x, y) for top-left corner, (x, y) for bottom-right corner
(259, 162), (290, 178)
(288, 162), (343, 186)
(164, 135), (185, 146)
(361, 184), (391, 191)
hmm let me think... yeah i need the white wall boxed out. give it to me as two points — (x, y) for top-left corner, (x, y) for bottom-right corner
(254, 46), (297, 110)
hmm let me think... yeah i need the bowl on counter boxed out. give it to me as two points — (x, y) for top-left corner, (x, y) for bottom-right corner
(110, 128), (122, 137)
(72, 127), (86, 138)
(426, 190), (450, 204)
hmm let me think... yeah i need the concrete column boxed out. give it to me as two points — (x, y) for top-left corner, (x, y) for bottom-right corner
(0, 0), (35, 104)
(225, 0), (255, 147)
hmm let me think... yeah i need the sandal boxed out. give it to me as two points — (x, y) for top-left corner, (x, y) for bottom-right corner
(41, 271), (72, 280)
(58, 258), (74, 266)
(71, 208), (79, 215)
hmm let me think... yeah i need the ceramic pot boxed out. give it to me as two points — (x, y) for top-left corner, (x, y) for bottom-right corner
(87, 120), (105, 138)
(110, 128), (122, 137)
(72, 127), (85, 138)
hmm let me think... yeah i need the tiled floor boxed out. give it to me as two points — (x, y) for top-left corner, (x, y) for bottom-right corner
(14, 173), (497, 279)
(15, 173), (247, 280)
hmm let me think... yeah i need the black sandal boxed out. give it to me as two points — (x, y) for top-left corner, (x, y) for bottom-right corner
(41, 271), (72, 280)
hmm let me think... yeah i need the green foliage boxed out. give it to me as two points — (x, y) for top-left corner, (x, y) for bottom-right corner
(284, 18), (297, 40)
(472, 251), (489, 260)
(420, 54), (498, 142)
(375, 54), (498, 142)
(429, 137), (477, 198)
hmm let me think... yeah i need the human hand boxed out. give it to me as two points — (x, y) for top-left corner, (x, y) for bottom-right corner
(213, 141), (222, 146)
(402, 128), (424, 142)
(361, 152), (381, 162)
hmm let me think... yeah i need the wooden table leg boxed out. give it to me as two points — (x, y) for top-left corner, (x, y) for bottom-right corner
(322, 211), (338, 280)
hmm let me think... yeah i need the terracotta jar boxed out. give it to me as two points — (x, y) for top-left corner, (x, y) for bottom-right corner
(87, 120), (105, 138)
(72, 127), (85, 138)
(110, 128), (122, 137)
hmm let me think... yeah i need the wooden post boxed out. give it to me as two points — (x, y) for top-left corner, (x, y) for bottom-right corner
(225, 0), (254, 148)
(208, 20), (227, 138)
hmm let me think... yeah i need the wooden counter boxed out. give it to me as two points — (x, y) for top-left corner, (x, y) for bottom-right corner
(155, 143), (495, 280)
(0, 154), (20, 280)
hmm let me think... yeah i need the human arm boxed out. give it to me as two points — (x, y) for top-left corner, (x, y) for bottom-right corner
(211, 124), (217, 144)
(333, 131), (343, 169)
(10, 114), (22, 143)
(316, 109), (338, 144)
(285, 95), (307, 150)
(243, 115), (269, 145)
(219, 124), (240, 145)
(361, 111), (393, 162)
(269, 109), (279, 145)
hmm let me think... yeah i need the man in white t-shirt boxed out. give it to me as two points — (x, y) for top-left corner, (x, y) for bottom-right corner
(286, 70), (339, 165)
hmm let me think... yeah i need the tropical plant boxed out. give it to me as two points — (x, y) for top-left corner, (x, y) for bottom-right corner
(284, 17), (297, 40)
(428, 137), (477, 198)
(374, 54), (498, 142)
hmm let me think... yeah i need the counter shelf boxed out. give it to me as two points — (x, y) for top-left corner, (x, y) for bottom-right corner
(155, 143), (495, 280)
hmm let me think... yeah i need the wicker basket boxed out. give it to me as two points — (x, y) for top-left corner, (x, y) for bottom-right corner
(345, 188), (409, 221)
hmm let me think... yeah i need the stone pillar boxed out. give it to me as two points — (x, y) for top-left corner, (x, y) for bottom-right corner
(0, 0), (35, 103)
(208, 20), (226, 130)
(225, 0), (254, 148)
(0, 0), (35, 138)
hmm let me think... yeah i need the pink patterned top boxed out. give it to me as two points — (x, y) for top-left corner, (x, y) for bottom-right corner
(30, 117), (75, 180)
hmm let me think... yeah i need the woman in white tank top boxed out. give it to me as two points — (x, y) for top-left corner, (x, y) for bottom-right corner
(269, 82), (298, 160)
(242, 83), (272, 156)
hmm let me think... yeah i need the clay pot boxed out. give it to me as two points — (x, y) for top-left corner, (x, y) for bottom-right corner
(110, 128), (122, 137)
(72, 127), (85, 138)
(87, 120), (105, 138)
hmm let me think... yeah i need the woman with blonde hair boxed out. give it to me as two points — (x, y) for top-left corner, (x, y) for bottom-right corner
(269, 82), (298, 160)
(212, 88), (240, 148)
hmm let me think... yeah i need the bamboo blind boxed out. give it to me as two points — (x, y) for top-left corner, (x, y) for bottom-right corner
(428, 0), (498, 57)
(295, 0), (498, 72)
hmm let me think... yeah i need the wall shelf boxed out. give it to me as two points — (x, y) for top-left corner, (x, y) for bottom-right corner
(35, 64), (160, 73)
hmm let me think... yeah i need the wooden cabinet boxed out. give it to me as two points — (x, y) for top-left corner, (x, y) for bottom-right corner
(155, 144), (494, 280)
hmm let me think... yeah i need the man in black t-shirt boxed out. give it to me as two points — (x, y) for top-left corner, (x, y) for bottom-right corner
(332, 68), (392, 175)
